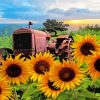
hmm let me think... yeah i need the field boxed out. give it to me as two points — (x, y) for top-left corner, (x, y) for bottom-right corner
(0, 29), (100, 100)
(0, 28), (100, 49)
(0, 29), (100, 48)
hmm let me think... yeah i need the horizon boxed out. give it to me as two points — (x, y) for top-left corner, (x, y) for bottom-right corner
(0, 22), (99, 33)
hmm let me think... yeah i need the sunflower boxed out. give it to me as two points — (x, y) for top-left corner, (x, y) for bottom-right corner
(71, 34), (100, 64)
(39, 73), (62, 99)
(49, 60), (84, 90)
(29, 52), (55, 81)
(0, 54), (31, 85)
(0, 79), (12, 100)
(87, 52), (100, 80)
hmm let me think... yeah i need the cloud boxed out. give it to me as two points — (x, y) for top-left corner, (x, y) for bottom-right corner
(47, 8), (100, 20)
(52, 0), (100, 11)
(0, 18), (36, 24)
(0, 0), (100, 23)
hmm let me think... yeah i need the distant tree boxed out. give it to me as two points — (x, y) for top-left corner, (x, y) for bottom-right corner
(85, 24), (100, 31)
(94, 24), (100, 31)
(43, 19), (69, 36)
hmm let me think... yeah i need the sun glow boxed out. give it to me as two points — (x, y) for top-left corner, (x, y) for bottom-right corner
(64, 19), (100, 25)
(68, 20), (81, 24)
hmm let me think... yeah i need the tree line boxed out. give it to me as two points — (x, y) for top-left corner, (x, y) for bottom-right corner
(84, 24), (100, 31)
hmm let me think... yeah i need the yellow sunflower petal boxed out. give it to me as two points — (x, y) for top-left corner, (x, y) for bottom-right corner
(87, 52), (100, 80)
(49, 60), (84, 90)
(29, 52), (55, 82)
(0, 79), (12, 100)
(0, 54), (31, 85)
(72, 34), (100, 64)
(39, 73), (62, 99)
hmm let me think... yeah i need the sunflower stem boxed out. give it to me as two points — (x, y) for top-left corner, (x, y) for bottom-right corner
(72, 89), (78, 100)
(13, 87), (19, 100)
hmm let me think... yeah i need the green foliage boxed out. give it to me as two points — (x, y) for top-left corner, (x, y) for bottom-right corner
(43, 19), (69, 35)
(57, 90), (73, 100)
(84, 24), (100, 31)
(43, 19), (69, 31)
(11, 81), (47, 100)
(57, 89), (99, 100)
(0, 35), (12, 49)
(92, 79), (100, 88)
(57, 87), (100, 100)
(70, 28), (100, 36)
(21, 83), (40, 100)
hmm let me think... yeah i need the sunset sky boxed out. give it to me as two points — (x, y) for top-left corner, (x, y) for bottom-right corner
(64, 19), (100, 24)
(0, 0), (100, 24)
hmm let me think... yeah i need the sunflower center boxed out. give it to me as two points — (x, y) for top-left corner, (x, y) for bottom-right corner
(80, 42), (95, 56)
(48, 81), (60, 90)
(34, 60), (49, 74)
(94, 59), (100, 72)
(6, 64), (22, 77)
(58, 67), (75, 82)
(0, 88), (1, 94)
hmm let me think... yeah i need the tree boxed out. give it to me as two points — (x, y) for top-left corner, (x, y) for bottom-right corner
(43, 19), (69, 36)
(85, 24), (100, 31)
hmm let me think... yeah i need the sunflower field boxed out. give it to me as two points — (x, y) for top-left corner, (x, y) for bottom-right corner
(0, 33), (100, 100)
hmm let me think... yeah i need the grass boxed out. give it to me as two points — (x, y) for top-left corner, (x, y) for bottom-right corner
(0, 35), (12, 49)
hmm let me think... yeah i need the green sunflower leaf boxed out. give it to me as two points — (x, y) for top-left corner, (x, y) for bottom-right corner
(81, 77), (93, 89)
(57, 90), (73, 100)
(93, 79), (100, 88)
(21, 83), (40, 100)
(78, 89), (98, 99)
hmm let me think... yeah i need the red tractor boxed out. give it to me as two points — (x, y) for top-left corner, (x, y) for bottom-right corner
(47, 35), (74, 61)
(13, 28), (48, 56)
(0, 27), (50, 60)
(0, 22), (74, 61)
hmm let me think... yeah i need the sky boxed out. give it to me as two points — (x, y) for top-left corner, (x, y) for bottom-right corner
(0, 0), (100, 24)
